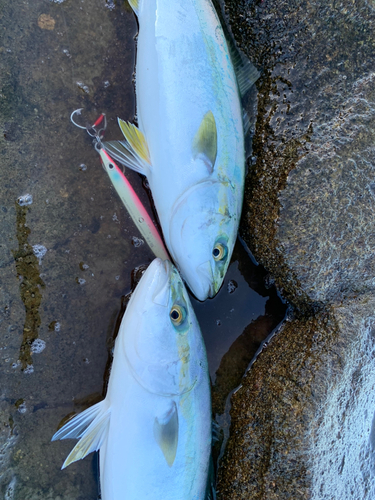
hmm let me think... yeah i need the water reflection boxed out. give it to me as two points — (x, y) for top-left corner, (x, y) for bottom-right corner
(192, 240), (282, 381)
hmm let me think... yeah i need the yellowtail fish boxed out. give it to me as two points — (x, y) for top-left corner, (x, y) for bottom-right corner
(104, 0), (258, 301)
(52, 258), (212, 500)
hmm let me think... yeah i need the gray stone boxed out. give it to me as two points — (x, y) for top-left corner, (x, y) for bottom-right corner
(216, 0), (375, 497)
(218, 295), (375, 499)
(224, 0), (375, 312)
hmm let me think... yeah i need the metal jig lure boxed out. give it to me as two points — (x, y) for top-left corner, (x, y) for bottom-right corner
(70, 108), (169, 261)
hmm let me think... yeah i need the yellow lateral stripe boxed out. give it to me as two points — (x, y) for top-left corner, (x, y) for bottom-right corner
(118, 119), (151, 165)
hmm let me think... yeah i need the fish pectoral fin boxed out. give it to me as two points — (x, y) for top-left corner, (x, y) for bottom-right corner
(192, 111), (217, 173)
(153, 401), (179, 467)
(103, 140), (148, 176)
(128, 0), (140, 15)
(119, 118), (151, 166)
(103, 119), (151, 177)
(51, 400), (110, 470)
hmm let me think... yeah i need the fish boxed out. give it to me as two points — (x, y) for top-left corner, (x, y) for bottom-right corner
(52, 258), (212, 500)
(104, 0), (258, 301)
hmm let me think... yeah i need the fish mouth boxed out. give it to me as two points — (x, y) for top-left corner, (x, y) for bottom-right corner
(192, 260), (214, 301)
(151, 258), (172, 307)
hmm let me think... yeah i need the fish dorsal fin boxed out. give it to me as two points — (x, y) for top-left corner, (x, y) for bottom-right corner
(128, 0), (139, 16)
(51, 400), (110, 469)
(153, 401), (179, 467)
(232, 51), (260, 98)
(211, 0), (259, 97)
(192, 111), (217, 173)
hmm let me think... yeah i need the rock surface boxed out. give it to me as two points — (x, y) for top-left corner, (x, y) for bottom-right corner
(0, 1), (142, 497)
(226, 0), (375, 312)
(218, 296), (375, 500)
(217, 0), (375, 498)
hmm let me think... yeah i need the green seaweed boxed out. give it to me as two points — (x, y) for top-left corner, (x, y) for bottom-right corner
(12, 203), (45, 370)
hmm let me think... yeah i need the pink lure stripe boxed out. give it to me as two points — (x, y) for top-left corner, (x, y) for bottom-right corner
(99, 149), (169, 261)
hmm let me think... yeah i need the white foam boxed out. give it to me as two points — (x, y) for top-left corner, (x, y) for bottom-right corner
(31, 339), (46, 354)
(309, 317), (375, 499)
(17, 402), (27, 414)
(32, 245), (47, 264)
(132, 236), (144, 248)
(17, 194), (33, 206)
(23, 364), (34, 374)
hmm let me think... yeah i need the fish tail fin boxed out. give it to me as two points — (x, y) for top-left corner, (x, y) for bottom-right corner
(128, 0), (140, 16)
(52, 400), (110, 469)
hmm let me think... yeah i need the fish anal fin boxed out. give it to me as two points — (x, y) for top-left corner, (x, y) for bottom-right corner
(243, 109), (251, 136)
(118, 119), (151, 166)
(52, 401), (106, 441)
(128, 0), (139, 15)
(192, 111), (217, 173)
(62, 412), (110, 469)
(153, 401), (178, 467)
(52, 400), (110, 469)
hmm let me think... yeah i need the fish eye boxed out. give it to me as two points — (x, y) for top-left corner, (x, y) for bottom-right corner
(212, 243), (227, 261)
(170, 305), (185, 326)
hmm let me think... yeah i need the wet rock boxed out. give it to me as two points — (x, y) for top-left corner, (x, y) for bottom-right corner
(217, 294), (375, 499)
(225, 0), (375, 312)
(217, 1), (375, 496)
(0, 401), (18, 499)
(0, 0), (143, 498)
(37, 14), (56, 31)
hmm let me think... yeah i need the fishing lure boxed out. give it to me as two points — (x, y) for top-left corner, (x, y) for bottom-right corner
(71, 109), (169, 262)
